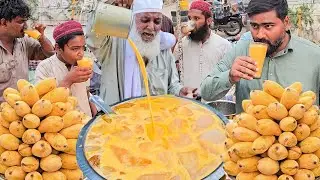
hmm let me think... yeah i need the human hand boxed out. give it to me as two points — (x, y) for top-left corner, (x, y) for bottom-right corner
(63, 67), (93, 87)
(34, 23), (46, 35)
(179, 87), (199, 99)
(113, 0), (133, 9)
(229, 56), (257, 84)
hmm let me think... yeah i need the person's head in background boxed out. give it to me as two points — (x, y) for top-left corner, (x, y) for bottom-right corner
(0, 0), (30, 39)
(129, 0), (163, 60)
(247, 0), (290, 56)
(188, 0), (213, 42)
(53, 20), (86, 66)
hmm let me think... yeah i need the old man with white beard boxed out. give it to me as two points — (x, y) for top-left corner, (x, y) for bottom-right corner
(86, 0), (197, 105)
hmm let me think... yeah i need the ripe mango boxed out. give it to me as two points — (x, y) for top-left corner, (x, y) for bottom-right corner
(294, 123), (311, 141)
(38, 116), (64, 133)
(231, 142), (256, 158)
(312, 165), (320, 177)
(267, 102), (288, 120)
(13, 101), (31, 117)
(250, 90), (278, 106)
(31, 140), (52, 158)
(310, 116), (320, 131)
(0, 163), (8, 174)
(0, 134), (20, 150)
(63, 139), (77, 155)
(263, 80), (285, 98)
(40, 154), (62, 172)
(59, 153), (78, 170)
(256, 119), (281, 136)
(280, 160), (299, 175)
(300, 137), (320, 153)
(236, 171), (259, 180)
(22, 129), (41, 145)
(232, 127), (260, 142)
(22, 114), (40, 129)
(288, 82), (303, 94)
(279, 117), (297, 132)
(299, 96), (314, 110)
(25, 171), (43, 180)
(67, 96), (78, 109)
(42, 87), (70, 103)
(0, 151), (22, 166)
(3, 88), (19, 98)
(60, 169), (83, 180)
(280, 87), (300, 110)
(278, 175), (294, 180)
(31, 99), (53, 118)
(17, 79), (31, 92)
(1, 106), (21, 122)
(298, 154), (319, 170)
(21, 156), (39, 173)
(300, 109), (318, 125)
(0, 125), (9, 135)
(252, 136), (275, 154)
(62, 110), (82, 128)
(237, 156), (260, 173)
(4, 93), (21, 107)
(242, 100), (253, 113)
(59, 124), (83, 139)
(267, 143), (288, 161)
(44, 133), (68, 151)
(225, 138), (235, 149)
(252, 105), (271, 120)
(294, 169), (315, 180)
(257, 157), (279, 175)
(42, 171), (66, 180)
(48, 102), (67, 117)
(227, 147), (241, 162)
(18, 143), (32, 157)
(9, 120), (26, 138)
(5, 166), (26, 180)
(287, 146), (302, 160)
(0, 115), (10, 128)
(278, 132), (297, 147)
(289, 104), (306, 120)
(20, 85), (40, 107)
(301, 90), (316, 101)
(311, 128), (320, 138)
(35, 77), (57, 96)
(254, 174), (277, 180)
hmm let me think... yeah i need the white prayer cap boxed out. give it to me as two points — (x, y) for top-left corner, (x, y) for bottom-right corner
(132, 0), (164, 15)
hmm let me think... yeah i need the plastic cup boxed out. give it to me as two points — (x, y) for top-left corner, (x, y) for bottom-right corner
(249, 42), (268, 78)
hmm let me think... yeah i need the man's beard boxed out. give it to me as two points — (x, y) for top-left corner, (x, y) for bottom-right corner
(129, 21), (161, 60)
(189, 23), (210, 42)
(254, 33), (286, 56)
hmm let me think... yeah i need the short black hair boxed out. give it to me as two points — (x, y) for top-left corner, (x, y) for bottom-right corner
(56, 31), (84, 50)
(247, 0), (288, 20)
(0, 0), (30, 21)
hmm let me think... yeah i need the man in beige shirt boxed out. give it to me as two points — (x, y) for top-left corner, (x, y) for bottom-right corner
(0, 0), (54, 101)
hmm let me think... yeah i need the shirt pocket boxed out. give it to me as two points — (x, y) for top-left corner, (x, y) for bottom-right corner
(148, 67), (169, 95)
(0, 64), (11, 83)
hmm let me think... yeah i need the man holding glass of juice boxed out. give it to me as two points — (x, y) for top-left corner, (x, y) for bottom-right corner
(201, 0), (320, 113)
(0, 0), (54, 102)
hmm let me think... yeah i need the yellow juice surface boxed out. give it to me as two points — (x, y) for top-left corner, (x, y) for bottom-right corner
(24, 29), (41, 40)
(128, 38), (155, 140)
(249, 42), (268, 78)
(85, 96), (226, 180)
(77, 57), (93, 69)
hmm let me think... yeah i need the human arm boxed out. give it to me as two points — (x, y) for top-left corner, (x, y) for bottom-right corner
(59, 67), (93, 88)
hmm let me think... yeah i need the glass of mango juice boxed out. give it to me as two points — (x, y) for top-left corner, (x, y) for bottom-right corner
(249, 42), (268, 78)
(77, 57), (93, 69)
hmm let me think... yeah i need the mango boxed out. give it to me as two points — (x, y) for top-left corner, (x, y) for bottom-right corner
(225, 138), (235, 149)
(38, 116), (64, 133)
(18, 143), (32, 157)
(298, 154), (319, 170)
(301, 90), (316, 101)
(21, 156), (39, 173)
(289, 104), (306, 120)
(25, 171), (43, 180)
(279, 117), (297, 132)
(5, 166), (26, 180)
(44, 133), (68, 151)
(0, 115), (10, 128)
(35, 78), (57, 96)
(280, 160), (299, 175)
(60, 169), (83, 180)
(312, 165), (320, 177)
(31, 99), (53, 118)
(232, 127), (260, 142)
(299, 96), (314, 110)
(287, 146), (302, 160)
(278, 132), (297, 147)
(42, 171), (66, 180)
(256, 119), (281, 136)
(252, 105), (271, 120)
(0, 134), (20, 150)
(42, 87), (70, 103)
(250, 90), (278, 106)
(267, 102), (288, 120)
(9, 120), (26, 138)
(294, 169), (315, 180)
(22, 114), (40, 129)
(31, 140), (52, 158)
(0, 151), (22, 166)
(59, 153), (78, 170)
(288, 82), (303, 94)
(231, 142), (256, 158)
(1, 106), (21, 122)
(20, 84), (40, 106)
(40, 154), (62, 172)
(13, 101), (31, 117)
(17, 79), (31, 92)
(263, 80), (285, 98)
(300, 137), (320, 153)
(62, 110), (82, 129)
(267, 143), (288, 161)
(4, 93), (22, 107)
(294, 123), (311, 141)
(67, 96), (78, 109)
(22, 129), (41, 145)
(3, 88), (19, 98)
(237, 156), (260, 173)
(278, 174), (294, 180)
(257, 157), (279, 175)
(310, 116), (320, 131)
(280, 87), (300, 110)
(311, 128), (320, 138)
(48, 102), (67, 117)
(252, 136), (275, 154)
(300, 109), (318, 125)
(60, 124), (83, 139)
(242, 100), (253, 113)
(254, 174), (277, 180)
(236, 171), (259, 180)
(227, 147), (241, 162)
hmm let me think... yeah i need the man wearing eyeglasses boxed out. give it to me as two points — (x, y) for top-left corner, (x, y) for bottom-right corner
(35, 20), (96, 117)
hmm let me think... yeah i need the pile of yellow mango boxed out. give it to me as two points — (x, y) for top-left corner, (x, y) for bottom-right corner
(0, 78), (85, 179)
(223, 80), (320, 180)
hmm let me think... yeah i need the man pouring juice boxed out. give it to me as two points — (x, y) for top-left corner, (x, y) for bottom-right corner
(201, 0), (320, 112)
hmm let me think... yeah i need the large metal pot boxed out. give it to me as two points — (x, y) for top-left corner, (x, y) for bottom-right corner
(76, 96), (229, 180)
(207, 100), (236, 119)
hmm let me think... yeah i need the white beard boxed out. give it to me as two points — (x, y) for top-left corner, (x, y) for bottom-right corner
(129, 20), (161, 60)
